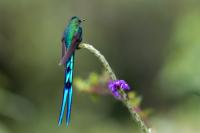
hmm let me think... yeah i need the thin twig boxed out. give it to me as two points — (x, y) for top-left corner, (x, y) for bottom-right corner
(79, 43), (151, 133)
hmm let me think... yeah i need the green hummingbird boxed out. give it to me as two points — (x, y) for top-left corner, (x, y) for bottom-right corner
(58, 16), (83, 126)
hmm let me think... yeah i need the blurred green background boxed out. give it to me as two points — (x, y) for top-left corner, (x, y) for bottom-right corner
(0, 0), (200, 133)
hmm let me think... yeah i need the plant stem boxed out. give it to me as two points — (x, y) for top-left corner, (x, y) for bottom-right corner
(79, 43), (151, 133)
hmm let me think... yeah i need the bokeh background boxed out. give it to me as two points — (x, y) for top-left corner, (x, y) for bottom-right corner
(0, 0), (200, 133)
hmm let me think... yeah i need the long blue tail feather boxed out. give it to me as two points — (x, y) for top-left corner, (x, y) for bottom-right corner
(66, 87), (73, 126)
(58, 87), (68, 126)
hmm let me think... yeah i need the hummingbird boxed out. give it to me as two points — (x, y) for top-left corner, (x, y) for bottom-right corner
(58, 16), (83, 126)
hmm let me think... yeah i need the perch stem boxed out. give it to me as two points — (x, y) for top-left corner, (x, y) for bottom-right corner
(79, 43), (151, 133)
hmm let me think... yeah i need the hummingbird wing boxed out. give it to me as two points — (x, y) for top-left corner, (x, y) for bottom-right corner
(59, 28), (82, 66)
(62, 37), (66, 57)
(59, 36), (66, 63)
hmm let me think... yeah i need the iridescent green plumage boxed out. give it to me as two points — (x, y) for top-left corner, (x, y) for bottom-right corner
(58, 16), (83, 126)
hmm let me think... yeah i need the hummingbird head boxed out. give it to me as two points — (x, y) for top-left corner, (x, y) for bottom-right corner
(70, 16), (84, 26)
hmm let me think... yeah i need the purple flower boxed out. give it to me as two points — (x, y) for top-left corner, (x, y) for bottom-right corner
(108, 80), (130, 99)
